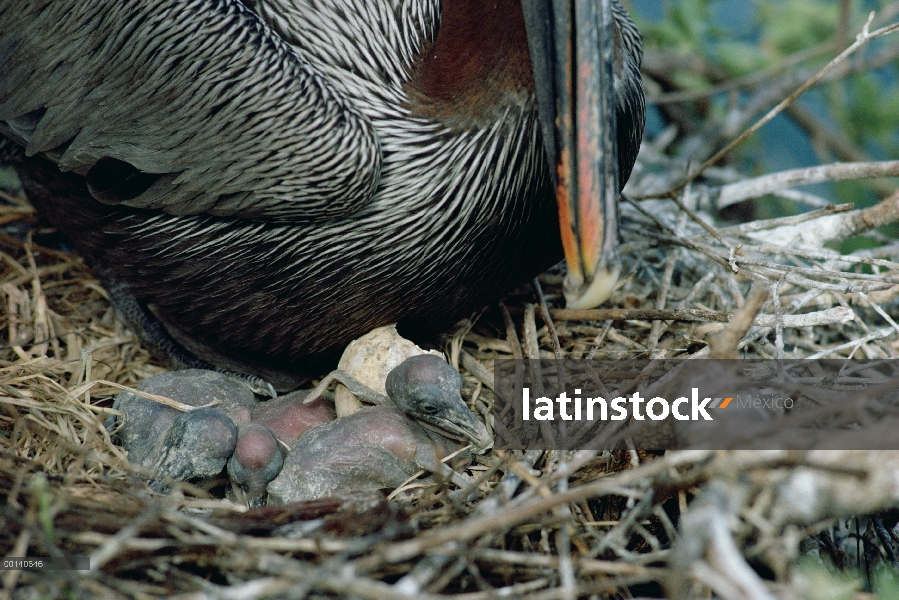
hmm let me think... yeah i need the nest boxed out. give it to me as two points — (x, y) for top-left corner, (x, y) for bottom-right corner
(4, 15), (899, 600)
(3, 158), (899, 597)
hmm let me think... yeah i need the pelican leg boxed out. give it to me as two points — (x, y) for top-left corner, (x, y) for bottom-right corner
(99, 268), (277, 398)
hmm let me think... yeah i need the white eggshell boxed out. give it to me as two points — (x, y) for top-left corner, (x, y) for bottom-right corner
(334, 325), (443, 416)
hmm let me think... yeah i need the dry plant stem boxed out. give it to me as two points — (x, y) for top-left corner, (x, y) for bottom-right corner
(499, 300), (524, 359)
(857, 292), (899, 339)
(710, 160), (899, 209)
(668, 191), (732, 253)
(737, 242), (899, 271)
(0, 503), (32, 599)
(670, 483), (776, 600)
(672, 234), (894, 293)
(739, 289), (828, 350)
(523, 303), (541, 359)
(89, 509), (159, 571)
(358, 451), (726, 570)
(638, 12), (899, 200)
(395, 451), (543, 595)
(807, 326), (894, 359)
(748, 189), (899, 248)
(733, 256), (899, 285)
(625, 202), (766, 281)
(532, 285), (576, 600)
(69, 379), (220, 412)
(773, 279), (785, 359)
(551, 306), (851, 327)
(460, 350), (494, 390)
(648, 250), (679, 351)
(714, 203), (853, 235)
(648, 38), (835, 105)
(533, 279), (563, 360)
(709, 282), (770, 358)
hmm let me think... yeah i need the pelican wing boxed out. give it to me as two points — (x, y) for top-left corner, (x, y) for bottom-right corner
(0, 0), (381, 222)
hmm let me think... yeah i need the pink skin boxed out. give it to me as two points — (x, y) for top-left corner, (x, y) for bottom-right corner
(267, 405), (463, 504)
(234, 424), (282, 471)
(229, 392), (337, 506)
(229, 423), (284, 506)
(251, 392), (335, 447)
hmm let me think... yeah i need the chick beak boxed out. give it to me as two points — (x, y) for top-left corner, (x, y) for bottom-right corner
(421, 399), (493, 451)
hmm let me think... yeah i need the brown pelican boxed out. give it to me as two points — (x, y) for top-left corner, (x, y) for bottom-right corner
(0, 0), (644, 392)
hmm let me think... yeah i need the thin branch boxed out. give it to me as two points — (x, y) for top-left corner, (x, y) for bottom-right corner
(708, 160), (899, 209)
(636, 13), (899, 200)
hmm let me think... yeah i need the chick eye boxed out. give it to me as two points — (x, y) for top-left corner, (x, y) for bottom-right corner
(418, 402), (439, 415)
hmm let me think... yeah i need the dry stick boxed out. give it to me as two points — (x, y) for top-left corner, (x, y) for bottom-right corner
(648, 38), (836, 105)
(635, 13), (899, 200)
(779, 270), (893, 294)
(829, 291), (889, 359)
(530, 277), (575, 598)
(459, 350), (494, 391)
(708, 282), (770, 358)
(709, 160), (899, 209)
(395, 451), (544, 595)
(66, 379), (220, 412)
(89, 507), (160, 571)
(665, 230), (895, 293)
(646, 200), (687, 352)
(807, 327), (895, 360)
(732, 256), (899, 285)
(550, 306), (852, 328)
(714, 203), (853, 235)
(737, 242), (899, 271)
(773, 278), (785, 359)
(857, 292), (899, 340)
(735, 288), (823, 352)
(465, 547), (657, 576)
(658, 178), (733, 255)
(750, 192), (899, 256)
(815, 189), (899, 243)
(24, 240), (49, 360)
(584, 320), (613, 360)
(499, 300), (524, 359)
(532, 279), (563, 361)
(666, 192), (733, 255)
(647, 251), (678, 351)
(359, 451), (725, 570)
(0, 505), (33, 600)
(625, 202), (766, 281)
(523, 303), (541, 361)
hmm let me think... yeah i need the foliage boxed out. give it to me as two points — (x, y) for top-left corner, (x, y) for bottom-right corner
(629, 0), (899, 209)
